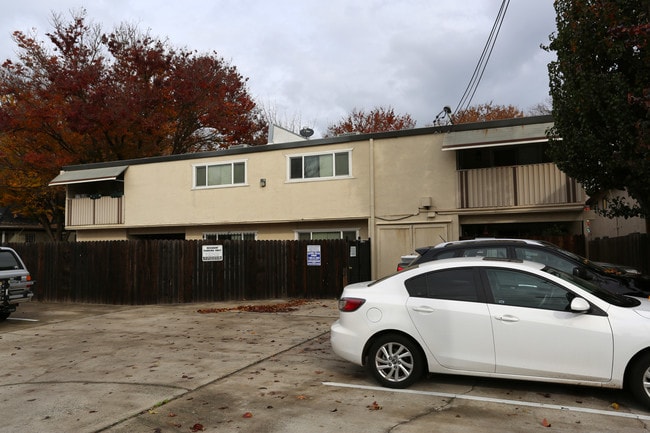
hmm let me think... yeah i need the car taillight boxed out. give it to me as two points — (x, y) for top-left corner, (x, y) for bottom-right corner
(338, 297), (366, 312)
(397, 265), (404, 272)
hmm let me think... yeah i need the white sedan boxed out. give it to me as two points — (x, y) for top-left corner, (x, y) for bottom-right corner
(331, 257), (650, 408)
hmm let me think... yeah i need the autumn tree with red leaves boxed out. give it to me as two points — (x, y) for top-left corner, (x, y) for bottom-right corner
(450, 102), (524, 124)
(325, 106), (415, 137)
(0, 10), (267, 240)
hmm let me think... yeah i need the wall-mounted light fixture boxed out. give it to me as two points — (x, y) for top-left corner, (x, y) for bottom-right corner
(260, 178), (267, 187)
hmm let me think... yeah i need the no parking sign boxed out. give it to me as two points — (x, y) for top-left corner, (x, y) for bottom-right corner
(202, 245), (223, 262)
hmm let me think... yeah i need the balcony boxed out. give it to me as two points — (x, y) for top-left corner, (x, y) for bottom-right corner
(458, 163), (585, 209)
(67, 196), (124, 226)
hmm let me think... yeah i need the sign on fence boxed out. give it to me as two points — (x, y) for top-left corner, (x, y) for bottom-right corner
(307, 244), (321, 266)
(202, 245), (224, 262)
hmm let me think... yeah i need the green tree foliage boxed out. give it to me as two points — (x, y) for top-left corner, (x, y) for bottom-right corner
(326, 106), (415, 137)
(546, 0), (650, 219)
(0, 10), (267, 240)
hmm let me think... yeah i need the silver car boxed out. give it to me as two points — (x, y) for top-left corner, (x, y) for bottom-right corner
(0, 247), (34, 321)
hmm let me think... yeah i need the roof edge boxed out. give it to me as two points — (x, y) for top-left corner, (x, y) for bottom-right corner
(59, 115), (554, 172)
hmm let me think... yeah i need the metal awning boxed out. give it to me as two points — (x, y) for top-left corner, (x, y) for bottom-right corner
(441, 121), (555, 151)
(441, 137), (550, 151)
(49, 166), (128, 186)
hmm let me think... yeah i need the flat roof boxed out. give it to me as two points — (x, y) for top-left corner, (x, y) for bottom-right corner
(55, 115), (554, 173)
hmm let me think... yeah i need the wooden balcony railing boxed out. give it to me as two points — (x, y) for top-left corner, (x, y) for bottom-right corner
(66, 196), (124, 226)
(458, 163), (585, 209)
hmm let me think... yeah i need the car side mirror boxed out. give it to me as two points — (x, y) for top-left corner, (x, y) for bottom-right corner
(570, 297), (590, 313)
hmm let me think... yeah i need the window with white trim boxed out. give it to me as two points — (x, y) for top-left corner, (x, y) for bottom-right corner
(296, 230), (358, 241)
(194, 161), (246, 188)
(288, 150), (351, 180)
(203, 232), (256, 241)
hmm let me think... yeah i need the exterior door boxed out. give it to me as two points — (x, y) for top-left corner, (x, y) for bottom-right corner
(376, 224), (450, 278)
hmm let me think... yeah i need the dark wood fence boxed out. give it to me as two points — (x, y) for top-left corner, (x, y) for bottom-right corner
(523, 233), (649, 274)
(8, 239), (371, 304)
(589, 233), (650, 275)
(8, 234), (647, 304)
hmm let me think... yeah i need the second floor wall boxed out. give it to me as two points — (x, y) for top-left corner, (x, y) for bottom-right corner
(60, 116), (588, 230)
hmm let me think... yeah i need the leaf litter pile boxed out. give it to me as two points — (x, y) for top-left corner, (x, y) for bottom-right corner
(197, 299), (314, 314)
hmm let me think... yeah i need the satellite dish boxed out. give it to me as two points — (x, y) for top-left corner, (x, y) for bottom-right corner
(299, 127), (314, 138)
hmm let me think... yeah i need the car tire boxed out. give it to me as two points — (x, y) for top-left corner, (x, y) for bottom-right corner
(0, 311), (10, 322)
(368, 334), (423, 389)
(628, 353), (650, 408)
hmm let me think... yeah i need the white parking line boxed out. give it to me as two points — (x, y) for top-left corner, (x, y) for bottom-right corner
(323, 382), (650, 421)
(7, 318), (39, 322)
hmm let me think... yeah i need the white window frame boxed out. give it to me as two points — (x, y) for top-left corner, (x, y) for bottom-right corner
(203, 232), (257, 241)
(286, 149), (352, 182)
(193, 159), (248, 189)
(294, 229), (359, 241)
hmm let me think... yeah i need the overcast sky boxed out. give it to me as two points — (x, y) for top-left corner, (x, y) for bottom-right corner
(0, 0), (557, 137)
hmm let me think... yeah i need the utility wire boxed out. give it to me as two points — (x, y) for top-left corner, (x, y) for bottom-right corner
(453, 0), (510, 115)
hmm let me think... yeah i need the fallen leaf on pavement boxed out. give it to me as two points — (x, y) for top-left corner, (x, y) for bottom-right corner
(367, 401), (382, 411)
(197, 299), (312, 314)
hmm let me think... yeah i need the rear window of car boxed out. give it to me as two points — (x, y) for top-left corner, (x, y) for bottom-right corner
(405, 268), (480, 302)
(0, 251), (22, 271)
(460, 247), (508, 258)
(432, 250), (456, 259)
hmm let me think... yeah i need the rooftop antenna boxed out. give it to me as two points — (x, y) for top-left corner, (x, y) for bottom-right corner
(433, 106), (453, 126)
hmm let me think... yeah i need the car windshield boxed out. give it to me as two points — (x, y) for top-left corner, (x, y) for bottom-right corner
(543, 266), (641, 307)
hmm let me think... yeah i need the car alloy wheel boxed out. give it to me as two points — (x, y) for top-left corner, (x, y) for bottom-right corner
(368, 334), (423, 388)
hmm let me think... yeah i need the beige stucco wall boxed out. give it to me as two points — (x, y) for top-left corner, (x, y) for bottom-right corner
(587, 191), (647, 238)
(122, 142), (371, 228)
(76, 228), (129, 241)
(369, 133), (459, 276)
(63, 118), (647, 279)
(372, 134), (457, 218)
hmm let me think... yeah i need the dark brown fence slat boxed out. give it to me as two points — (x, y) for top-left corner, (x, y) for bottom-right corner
(589, 233), (650, 275)
(7, 239), (370, 305)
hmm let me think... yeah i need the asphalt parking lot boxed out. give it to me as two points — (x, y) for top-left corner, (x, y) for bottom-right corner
(2, 300), (650, 433)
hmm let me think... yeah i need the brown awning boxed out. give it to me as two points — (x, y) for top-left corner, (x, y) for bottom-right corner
(49, 166), (128, 186)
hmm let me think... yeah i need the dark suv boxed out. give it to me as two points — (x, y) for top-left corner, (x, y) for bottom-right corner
(401, 238), (650, 296)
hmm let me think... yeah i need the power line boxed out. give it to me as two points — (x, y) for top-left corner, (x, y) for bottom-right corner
(453, 0), (510, 115)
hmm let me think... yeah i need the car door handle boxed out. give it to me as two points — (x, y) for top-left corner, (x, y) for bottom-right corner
(495, 315), (519, 322)
(411, 306), (435, 313)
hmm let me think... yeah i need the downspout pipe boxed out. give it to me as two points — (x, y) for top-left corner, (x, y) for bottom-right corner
(369, 138), (377, 279)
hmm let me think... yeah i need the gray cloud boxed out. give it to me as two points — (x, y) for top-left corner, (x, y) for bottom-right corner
(0, 0), (556, 137)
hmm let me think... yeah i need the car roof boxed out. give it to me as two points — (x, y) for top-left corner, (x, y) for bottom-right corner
(412, 256), (546, 271)
(415, 238), (556, 254)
